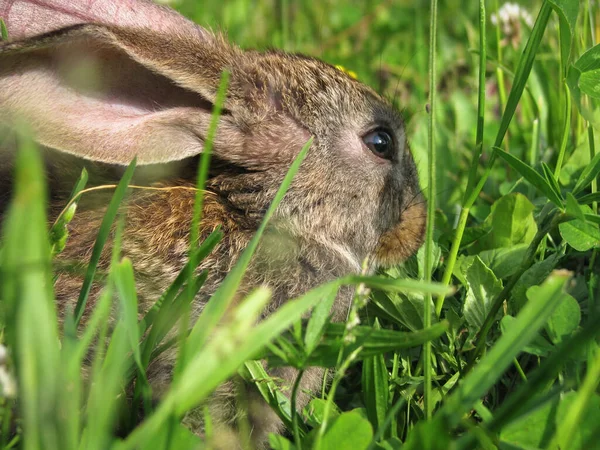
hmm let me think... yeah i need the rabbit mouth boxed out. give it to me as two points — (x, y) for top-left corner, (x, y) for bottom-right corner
(373, 201), (427, 267)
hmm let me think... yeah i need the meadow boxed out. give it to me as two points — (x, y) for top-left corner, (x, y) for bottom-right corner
(1, 0), (599, 449)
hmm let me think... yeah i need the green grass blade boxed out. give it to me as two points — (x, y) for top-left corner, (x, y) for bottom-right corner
(139, 228), (222, 335)
(57, 310), (83, 450)
(264, 321), (449, 367)
(464, 0), (487, 198)
(565, 192), (585, 221)
(588, 124), (598, 215)
(304, 284), (336, 355)
(466, 2), (553, 208)
(436, 0), (487, 318)
(119, 281), (347, 448)
(1, 135), (60, 450)
(50, 168), (88, 255)
(542, 162), (564, 201)
(343, 275), (452, 297)
(577, 192), (600, 205)
(423, 0), (439, 421)
(177, 70), (231, 378)
(74, 158), (137, 326)
(546, 346), (600, 449)
(554, 82), (572, 179)
(0, 18), (7, 40)
(140, 272), (207, 369)
(437, 270), (571, 429)
(548, 0), (579, 72)
(361, 319), (389, 435)
(239, 360), (306, 435)
(573, 152), (600, 195)
(84, 322), (129, 450)
(492, 2), (552, 148)
(71, 288), (113, 367)
(114, 258), (142, 370)
(453, 316), (600, 449)
(185, 137), (313, 357)
(190, 72), (229, 253)
(494, 147), (564, 206)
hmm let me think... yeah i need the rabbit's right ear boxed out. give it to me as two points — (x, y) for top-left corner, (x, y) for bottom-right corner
(0, 0), (244, 164)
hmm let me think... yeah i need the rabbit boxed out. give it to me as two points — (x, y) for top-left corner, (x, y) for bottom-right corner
(0, 0), (426, 447)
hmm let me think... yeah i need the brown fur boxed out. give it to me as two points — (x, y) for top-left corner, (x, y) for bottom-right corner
(0, 1), (426, 447)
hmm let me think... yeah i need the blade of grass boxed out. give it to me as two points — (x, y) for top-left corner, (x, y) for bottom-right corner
(343, 275), (452, 297)
(435, 0), (486, 317)
(584, 213), (600, 224)
(574, 192), (600, 205)
(528, 119), (541, 199)
(493, 0), (508, 114)
(423, 0), (439, 420)
(264, 321), (449, 367)
(114, 258), (142, 374)
(84, 321), (129, 450)
(239, 360), (305, 435)
(74, 158), (137, 326)
(79, 291), (113, 447)
(362, 318), (389, 434)
(438, 270), (571, 430)
(0, 18), (7, 40)
(185, 136), (313, 358)
(464, 0), (488, 199)
(542, 162), (564, 202)
(546, 346), (600, 449)
(50, 168), (88, 255)
(494, 147), (564, 206)
(437, 2), (553, 320)
(465, 210), (567, 371)
(139, 272), (207, 370)
(138, 228), (222, 335)
(365, 396), (407, 450)
(588, 125), (598, 214)
(456, 315), (600, 449)
(554, 82), (572, 179)
(118, 282), (332, 449)
(465, 1), (553, 209)
(573, 151), (600, 196)
(1, 134), (60, 450)
(304, 283), (336, 355)
(80, 216), (128, 450)
(176, 70), (231, 381)
(58, 310), (83, 449)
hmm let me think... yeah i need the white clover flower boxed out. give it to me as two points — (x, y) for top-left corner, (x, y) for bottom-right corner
(0, 367), (16, 398)
(0, 345), (16, 398)
(491, 2), (534, 48)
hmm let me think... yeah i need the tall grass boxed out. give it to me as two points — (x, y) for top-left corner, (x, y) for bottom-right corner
(1, 0), (600, 449)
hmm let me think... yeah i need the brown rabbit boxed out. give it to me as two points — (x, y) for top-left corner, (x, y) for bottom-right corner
(0, 0), (426, 447)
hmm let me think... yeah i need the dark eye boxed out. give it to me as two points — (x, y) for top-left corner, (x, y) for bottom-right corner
(363, 129), (394, 160)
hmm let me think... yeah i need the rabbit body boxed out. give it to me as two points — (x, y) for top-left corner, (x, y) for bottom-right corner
(0, 0), (426, 447)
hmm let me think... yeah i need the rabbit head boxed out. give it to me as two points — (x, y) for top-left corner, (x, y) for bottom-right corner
(0, 0), (426, 278)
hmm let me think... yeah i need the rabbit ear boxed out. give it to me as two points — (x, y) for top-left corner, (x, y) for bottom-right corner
(0, 1), (243, 165)
(0, 0), (210, 41)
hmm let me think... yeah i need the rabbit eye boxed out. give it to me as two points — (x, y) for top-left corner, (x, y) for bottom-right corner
(363, 129), (394, 160)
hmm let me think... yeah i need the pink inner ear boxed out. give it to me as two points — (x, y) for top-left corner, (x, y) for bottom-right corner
(1, 0), (209, 40)
(0, 40), (216, 164)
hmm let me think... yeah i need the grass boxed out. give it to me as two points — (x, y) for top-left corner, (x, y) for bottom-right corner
(1, 0), (600, 449)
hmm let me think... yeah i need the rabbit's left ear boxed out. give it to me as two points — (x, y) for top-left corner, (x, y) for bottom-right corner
(1, 0), (208, 41)
(0, 0), (246, 165)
